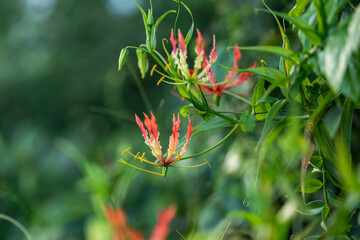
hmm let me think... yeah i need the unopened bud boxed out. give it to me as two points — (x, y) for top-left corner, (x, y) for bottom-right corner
(118, 48), (129, 71)
(136, 49), (149, 78)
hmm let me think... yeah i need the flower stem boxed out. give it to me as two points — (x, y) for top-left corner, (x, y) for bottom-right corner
(208, 108), (239, 124)
(0, 213), (34, 240)
(223, 90), (252, 105)
(181, 124), (240, 160)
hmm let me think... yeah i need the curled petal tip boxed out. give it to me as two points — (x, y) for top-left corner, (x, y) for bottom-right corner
(233, 44), (241, 62)
(170, 29), (177, 55)
(177, 29), (187, 54)
(195, 29), (203, 55)
(209, 35), (217, 63)
(185, 117), (193, 141)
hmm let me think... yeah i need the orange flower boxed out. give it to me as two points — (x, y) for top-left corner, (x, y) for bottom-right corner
(201, 44), (257, 98)
(104, 205), (177, 240)
(135, 112), (193, 166)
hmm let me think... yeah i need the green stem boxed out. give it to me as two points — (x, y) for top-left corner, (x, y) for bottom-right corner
(223, 91), (252, 105)
(127, 62), (153, 112)
(149, 52), (166, 69)
(181, 124), (240, 160)
(0, 213), (34, 240)
(208, 108), (239, 124)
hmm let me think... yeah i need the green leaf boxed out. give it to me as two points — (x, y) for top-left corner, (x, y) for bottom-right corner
(318, 7), (360, 102)
(180, 1), (194, 44)
(256, 116), (300, 185)
(217, 63), (290, 88)
(234, 46), (299, 64)
(179, 105), (193, 117)
(118, 48), (129, 71)
(252, 79), (271, 121)
(258, 9), (322, 45)
(327, 190), (345, 208)
(322, 204), (330, 219)
(310, 154), (323, 169)
(289, 0), (310, 18)
(240, 110), (256, 133)
(314, 121), (337, 164)
(296, 178), (323, 193)
(256, 96), (279, 105)
(154, 10), (176, 33)
(133, 0), (149, 36)
(182, 117), (234, 142)
(296, 200), (325, 215)
(256, 99), (288, 149)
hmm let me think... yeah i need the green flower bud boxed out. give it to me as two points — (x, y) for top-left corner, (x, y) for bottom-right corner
(136, 49), (149, 79)
(118, 48), (129, 71)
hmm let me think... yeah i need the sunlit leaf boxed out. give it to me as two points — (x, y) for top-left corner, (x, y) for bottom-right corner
(289, 0), (310, 18)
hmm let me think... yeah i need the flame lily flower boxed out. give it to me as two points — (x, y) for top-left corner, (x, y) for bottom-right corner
(201, 45), (257, 101)
(154, 29), (217, 87)
(104, 205), (177, 240)
(119, 112), (210, 176)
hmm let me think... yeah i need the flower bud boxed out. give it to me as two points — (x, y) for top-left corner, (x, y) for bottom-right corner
(136, 49), (149, 79)
(118, 48), (129, 71)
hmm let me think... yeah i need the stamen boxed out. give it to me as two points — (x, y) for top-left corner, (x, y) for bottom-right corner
(205, 158), (211, 168)
(164, 62), (171, 71)
(121, 147), (131, 156)
(176, 151), (181, 161)
(140, 152), (145, 162)
(119, 158), (164, 176)
(134, 152), (140, 160)
(157, 76), (165, 86)
(150, 64), (157, 76)
(226, 76), (232, 85)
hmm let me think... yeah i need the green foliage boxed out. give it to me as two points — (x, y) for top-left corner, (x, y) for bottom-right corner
(2, 0), (360, 239)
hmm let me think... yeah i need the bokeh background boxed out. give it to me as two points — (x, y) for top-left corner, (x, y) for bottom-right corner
(3, 0), (357, 239)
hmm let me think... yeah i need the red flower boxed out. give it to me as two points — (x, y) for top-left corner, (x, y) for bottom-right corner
(104, 205), (177, 240)
(104, 207), (144, 240)
(169, 29), (217, 82)
(135, 112), (193, 165)
(149, 205), (177, 240)
(201, 45), (257, 98)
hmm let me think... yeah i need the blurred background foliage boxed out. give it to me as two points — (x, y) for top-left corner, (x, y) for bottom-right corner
(1, 0), (359, 239)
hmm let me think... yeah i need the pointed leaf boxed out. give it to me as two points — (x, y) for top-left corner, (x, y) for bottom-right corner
(217, 63), (290, 88)
(234, 46), (299, 64)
